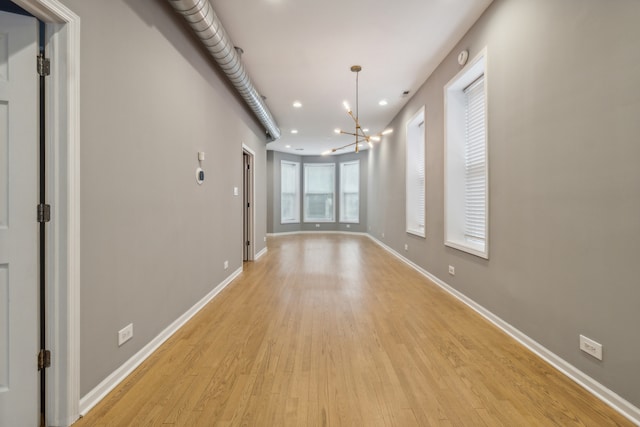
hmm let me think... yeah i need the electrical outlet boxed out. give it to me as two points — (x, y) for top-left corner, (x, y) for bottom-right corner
(382, 232), (385, 238)
(404, 244), (408, 251)
(224, 260), (229, 270)
(263, 236), (266, 242)
(118, 323), (133, 347)
(448, 265), (455, 275)
(580, 335), (603, 360)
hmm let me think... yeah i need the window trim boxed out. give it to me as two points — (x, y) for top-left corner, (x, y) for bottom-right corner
(444, 47), (489, 259)
(406, 106), (426, 237)
(339, 160), (360, 224)
(280, 160), (300, 224)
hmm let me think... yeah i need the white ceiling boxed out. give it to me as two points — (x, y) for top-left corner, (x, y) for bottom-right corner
(209, 0), (493, 156)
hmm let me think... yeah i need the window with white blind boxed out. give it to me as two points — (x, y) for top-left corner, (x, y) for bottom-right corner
(339, 160), (360, 223)
(444, 48), (488, 258)
(303, 163), (335, 222)
(280, 160), (300, 224)
(463, 77), (486, 246)
(406, 107), (426, 237)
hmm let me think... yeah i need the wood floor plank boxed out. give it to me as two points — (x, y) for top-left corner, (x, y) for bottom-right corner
(73, 234), (634, 426)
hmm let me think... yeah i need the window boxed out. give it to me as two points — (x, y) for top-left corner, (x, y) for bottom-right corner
(303, 163), (335, 222)
(280, 160), (300, 223)
(340, 160), (360, 223)
(406, 107), (425, 237)
(444, 48), (488, 258)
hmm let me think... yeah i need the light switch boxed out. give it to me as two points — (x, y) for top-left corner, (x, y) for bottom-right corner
(198, 152), (205, 161)
(233, 187), (239, 196)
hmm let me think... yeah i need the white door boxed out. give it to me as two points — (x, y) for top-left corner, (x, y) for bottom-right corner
(0, 11), (40, 427)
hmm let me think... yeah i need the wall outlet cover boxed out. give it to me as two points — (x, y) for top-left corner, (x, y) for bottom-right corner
(580, 335), (603, 360)
(118, 323), (133, 347)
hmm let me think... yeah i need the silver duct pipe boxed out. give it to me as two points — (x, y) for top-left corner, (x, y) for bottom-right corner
(167, 0), (281, 141)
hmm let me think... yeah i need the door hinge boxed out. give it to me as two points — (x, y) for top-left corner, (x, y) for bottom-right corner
(37, 54), (50, 77)
(38, 349), (51, 370)
(246, 240), (250, 246)
(247, 202), (250, 208)
(37, 204), (51, 223)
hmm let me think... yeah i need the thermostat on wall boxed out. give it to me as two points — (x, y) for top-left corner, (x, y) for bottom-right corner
(196, 167), (204, 185)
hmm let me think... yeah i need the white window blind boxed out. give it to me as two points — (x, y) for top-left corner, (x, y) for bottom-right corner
(417, 122), (425, 226)
(340, 161), (359, 223)
(280, 161), (300, 223)
(406, 107), (425, 237)
(464, 76), (486, 244)
(304, 163), (335, 222)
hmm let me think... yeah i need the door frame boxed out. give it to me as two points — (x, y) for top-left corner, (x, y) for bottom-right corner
(242, 144), (255, 261)
(11, 1), (81, 425)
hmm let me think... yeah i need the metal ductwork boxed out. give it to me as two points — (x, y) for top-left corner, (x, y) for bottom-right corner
(168, 0), (281, 141)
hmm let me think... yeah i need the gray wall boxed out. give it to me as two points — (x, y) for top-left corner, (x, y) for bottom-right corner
(59, 0), (268, 395)
(267, 150), (368, 234)
(368, 0), (640, 407)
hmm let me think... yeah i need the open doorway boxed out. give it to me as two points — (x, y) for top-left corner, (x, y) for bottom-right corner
(7, 0), (82, 425)
(243, 146), (255, 262)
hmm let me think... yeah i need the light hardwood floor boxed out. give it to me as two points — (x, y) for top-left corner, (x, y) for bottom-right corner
(74, 234), (632, 426)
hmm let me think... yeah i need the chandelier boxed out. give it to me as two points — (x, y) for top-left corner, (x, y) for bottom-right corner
(323, 65), (393, 155)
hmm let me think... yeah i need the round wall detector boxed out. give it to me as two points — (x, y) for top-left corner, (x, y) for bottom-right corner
(458, 50), (469, 66)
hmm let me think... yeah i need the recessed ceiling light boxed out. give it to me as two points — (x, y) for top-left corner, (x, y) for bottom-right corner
(379, 99), (388, 106)
(363, 128), (369, 132)
(291, 129), (298, 134)
(334, 128), (341, 134)
(285, 145), (291, 148)
(293, 101), (302, 108)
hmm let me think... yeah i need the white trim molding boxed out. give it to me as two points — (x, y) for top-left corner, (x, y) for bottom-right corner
(241, 142), (255, 156)
(267, 231), (368, 237)
(366, 234), (640, 426)
(79, 268), (242, 416)
(255, 247), (268, 260)
(242, 143), (256, 261)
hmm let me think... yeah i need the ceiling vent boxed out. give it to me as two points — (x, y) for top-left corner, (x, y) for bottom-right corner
(167, 0), (281, 141)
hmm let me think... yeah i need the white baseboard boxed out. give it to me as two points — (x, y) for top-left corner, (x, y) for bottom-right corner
(267, 231), (298, 237)
(255, 247), (267, 260)
(267, 231), (367, 237)
(367, 235), (640, 426)
(79, 267), (243, 416)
